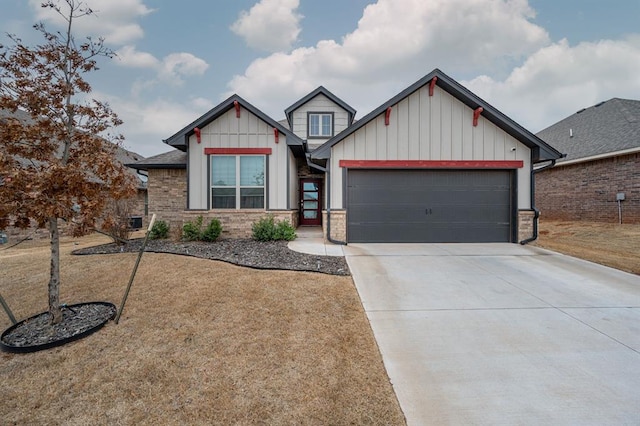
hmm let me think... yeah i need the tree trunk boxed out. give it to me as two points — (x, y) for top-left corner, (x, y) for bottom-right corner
(48, 217), (62, 324)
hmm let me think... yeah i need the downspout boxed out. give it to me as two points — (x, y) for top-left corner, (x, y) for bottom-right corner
(519, 159), (556, 245)
(306, 155), (347, 245)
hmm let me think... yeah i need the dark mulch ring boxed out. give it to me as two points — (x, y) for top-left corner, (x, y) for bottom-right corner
(73, 238), (351, 276)
(1, 302), (116, 352)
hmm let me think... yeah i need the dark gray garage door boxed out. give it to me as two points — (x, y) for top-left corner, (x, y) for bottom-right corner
(346, 169), (514, 243)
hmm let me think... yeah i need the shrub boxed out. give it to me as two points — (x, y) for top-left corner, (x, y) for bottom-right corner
(252, 216), (297, 241)
(275, 219), (296, 241)
(202, 218), (222, 242)
(149, 220), (169, 239)
(182, 216), (223, 241)
(182, 216), (203, 241)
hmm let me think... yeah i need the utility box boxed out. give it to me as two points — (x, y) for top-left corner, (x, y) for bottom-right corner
(0, 232), (7, 244)
(616, 192), (626, 201)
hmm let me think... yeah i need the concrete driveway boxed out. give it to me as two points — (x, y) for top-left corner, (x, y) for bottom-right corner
(344, 243), (640, 425)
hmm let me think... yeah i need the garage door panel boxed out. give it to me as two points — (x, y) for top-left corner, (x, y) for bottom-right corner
(346, 169), (514, 243)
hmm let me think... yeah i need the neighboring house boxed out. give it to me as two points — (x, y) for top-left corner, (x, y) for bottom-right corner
(536, 98), (640, 224)
(130, 68), (562, 243)
(0, 108), (147, 240)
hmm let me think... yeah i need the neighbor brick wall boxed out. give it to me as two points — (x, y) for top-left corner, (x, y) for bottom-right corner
(536, 153), (640, 224)
(2, 188), (149, 244)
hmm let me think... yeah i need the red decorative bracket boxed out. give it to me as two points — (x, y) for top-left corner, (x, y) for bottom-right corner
(385, 107), (392, 126)
(194, 127), (201, 144)
(273, 128), (279, 143)
(473, 107), (484, 127)
(429, 76), (437, 96)
(234, 100), (240, 118)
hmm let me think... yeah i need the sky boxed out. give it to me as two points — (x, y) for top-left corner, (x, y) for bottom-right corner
(1, 0), (640, 158)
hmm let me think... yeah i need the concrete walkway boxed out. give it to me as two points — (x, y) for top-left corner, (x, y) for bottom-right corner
(287, 226), (344, 256)
(343, 243), (640, 425)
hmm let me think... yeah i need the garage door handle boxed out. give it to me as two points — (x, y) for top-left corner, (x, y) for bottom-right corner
(425, 208), (433, 215)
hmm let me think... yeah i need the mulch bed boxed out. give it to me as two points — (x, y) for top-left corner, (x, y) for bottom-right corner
(73, 238), (351, 276)
(1, 303), (116, 350)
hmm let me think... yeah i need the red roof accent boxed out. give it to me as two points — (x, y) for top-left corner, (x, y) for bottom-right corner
(204, 148), (272, 155)
(385, 107), (392, 126)
(429, 76), (437, 96)
(338, 160), (523, 169)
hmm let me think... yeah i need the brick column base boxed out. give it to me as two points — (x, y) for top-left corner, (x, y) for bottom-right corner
(322, 210), (346, 242)
(518, 210), (535, 242)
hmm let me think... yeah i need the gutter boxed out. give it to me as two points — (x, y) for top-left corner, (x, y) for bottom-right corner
(519, 159), (557, 245)
(305, 155), (347, 245)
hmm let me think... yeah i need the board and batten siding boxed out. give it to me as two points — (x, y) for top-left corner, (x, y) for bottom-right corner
(330, 84), (532, 209)
(291, 93), (351, 146)
(188, 106), (290, 210)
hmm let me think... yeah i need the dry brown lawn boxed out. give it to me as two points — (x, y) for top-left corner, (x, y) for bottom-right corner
(535, 220), (640, 275)
(0, 234), (405, 425)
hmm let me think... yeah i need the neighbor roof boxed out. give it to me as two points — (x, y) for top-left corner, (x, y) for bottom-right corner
(127, 150), (186, 170)
(311, 69), (563, 163)
(1, 108), (146, 185)
(284, 86), (356, 129)
(163, 94), (306, 157)
(536, 98), (640, 164)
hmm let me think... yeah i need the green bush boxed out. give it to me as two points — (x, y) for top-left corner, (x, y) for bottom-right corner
(182, 216), (223, 241)
(275, 219), (296, 241)
(252, 216), (296, 241)
(202, 218), (222, 242)
(182, 216), (203, 241)
(149, 220), (169, 239)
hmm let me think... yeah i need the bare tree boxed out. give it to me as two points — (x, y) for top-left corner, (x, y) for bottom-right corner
(0, 0), (136, 324)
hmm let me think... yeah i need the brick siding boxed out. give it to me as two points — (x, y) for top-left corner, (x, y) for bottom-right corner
(536, 153), (640, 224)
(148, 168), (298, 239)
(322, 210), (346, 242)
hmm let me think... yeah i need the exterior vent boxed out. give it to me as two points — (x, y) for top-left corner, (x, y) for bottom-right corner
(576, 108), (586, 114)
(594, 101), (606, 107)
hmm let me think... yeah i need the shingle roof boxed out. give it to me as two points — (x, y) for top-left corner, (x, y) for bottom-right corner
(1, 108), (146, 185)
(536, 98), (640, 163)
(127, 149), (186, 170)
(311, 69), (562, 163)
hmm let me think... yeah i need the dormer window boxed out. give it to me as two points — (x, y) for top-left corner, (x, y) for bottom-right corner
(308, 112), (334, 138)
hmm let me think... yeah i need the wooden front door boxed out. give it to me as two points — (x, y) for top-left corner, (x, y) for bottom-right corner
(299, 179), (322, 226)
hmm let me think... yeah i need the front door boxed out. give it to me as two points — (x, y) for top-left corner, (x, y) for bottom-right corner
(299, 179), (322, 226)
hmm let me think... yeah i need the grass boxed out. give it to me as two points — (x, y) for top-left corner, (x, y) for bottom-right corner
(0, 234), (405, 425)
(535, 220), (640, 275)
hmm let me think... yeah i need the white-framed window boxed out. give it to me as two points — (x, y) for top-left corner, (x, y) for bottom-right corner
(211, 155), (265, 209)
(308, 112), (333, 138)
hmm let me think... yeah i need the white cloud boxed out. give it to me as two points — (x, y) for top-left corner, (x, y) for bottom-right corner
(231, 0), (302, 52)
(226, 0), (550, 116)
(463, 37), (640, 131)
(29, 0), (154, 45)
(115, 46), (210, 90)
(116, 45), (159, 68)
(94, 91), (215, 157)
(159, 53), (210, 84)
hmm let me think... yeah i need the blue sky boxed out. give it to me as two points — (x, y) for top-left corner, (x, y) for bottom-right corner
(2, 0), (639, 157)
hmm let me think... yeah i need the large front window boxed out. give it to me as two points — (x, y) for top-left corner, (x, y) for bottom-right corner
(308, 113), (333, 138)
(211, 155), (265, 209)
